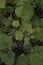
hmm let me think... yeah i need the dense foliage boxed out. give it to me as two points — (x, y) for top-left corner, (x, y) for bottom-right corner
(0, 0), (43, 65)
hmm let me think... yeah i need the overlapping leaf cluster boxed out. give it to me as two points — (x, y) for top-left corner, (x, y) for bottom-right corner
(0, 0), (43, 65)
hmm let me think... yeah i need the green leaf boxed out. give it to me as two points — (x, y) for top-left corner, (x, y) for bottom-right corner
(40, 0), (43, 9)
(33, 28), (43, 41)
(31, 16), (40, 27)
(5, 6), (14, 13)
(0, 32), (12, 49)
(40, 19), (43, 27)
(1, 26), (9, 33)
(2, 16), (12, 26)
(24, 36), (31, 48)
(21, 3), (34, 22)
(1, 51), (15, 65)
(15, 6), (23, 17)
(0, 0), (6, 8)
(29, 46), (43, 65)
(19, 23), (35, 35)
(0, 51), (3, 58)
(34, 0), (41, 4)
(16, 54), (29, 65)
(15, 30), (24, 40)
(22, 9), (34, 22)
(14, 0), (24, 5)
(12, 20), (20, 28)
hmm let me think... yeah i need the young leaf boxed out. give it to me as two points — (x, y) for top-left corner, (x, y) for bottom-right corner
(15, 30), (24, 40)
(12, 20), (20, 28)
